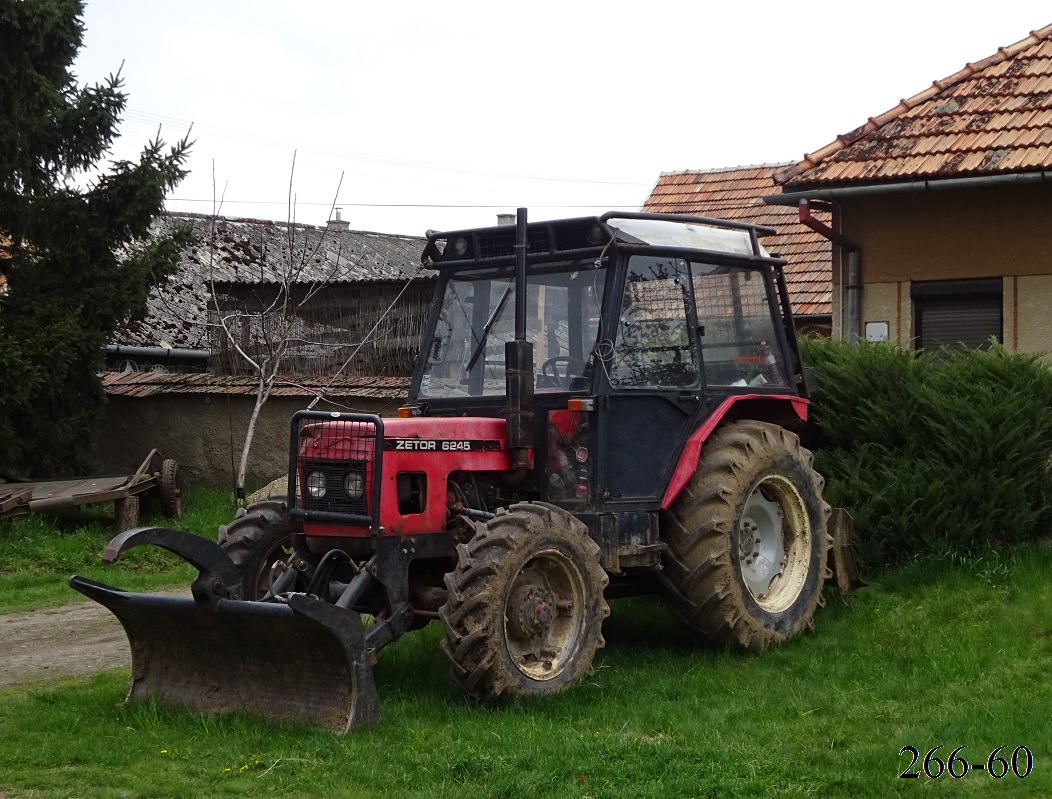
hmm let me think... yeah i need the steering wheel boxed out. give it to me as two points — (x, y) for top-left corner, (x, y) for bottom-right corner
(539, 356), (587, 388)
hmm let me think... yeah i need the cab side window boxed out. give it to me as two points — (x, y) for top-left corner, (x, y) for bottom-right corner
(692, 263), (788, 388)
(609, 256), (698, 388)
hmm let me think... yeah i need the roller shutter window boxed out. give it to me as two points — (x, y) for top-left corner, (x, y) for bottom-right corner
(912, 278), (1002, 351)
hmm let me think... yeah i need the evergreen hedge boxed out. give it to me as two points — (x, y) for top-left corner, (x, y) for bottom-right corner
(798, 337), (1052, 568)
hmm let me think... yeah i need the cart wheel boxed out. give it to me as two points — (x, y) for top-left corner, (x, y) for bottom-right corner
(160, 458), (183, 518)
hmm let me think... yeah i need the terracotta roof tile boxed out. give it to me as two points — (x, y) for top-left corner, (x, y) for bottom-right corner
(776, 23), (1052, 187)
(642, 165), (831, 317)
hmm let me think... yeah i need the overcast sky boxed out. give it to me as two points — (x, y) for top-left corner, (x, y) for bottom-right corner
(73, 1), (1051, 237)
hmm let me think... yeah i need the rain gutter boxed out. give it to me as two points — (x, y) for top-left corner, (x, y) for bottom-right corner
(763, 169), (1052, 207)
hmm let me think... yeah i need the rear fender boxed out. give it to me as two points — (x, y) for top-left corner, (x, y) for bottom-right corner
(661, 395), (808, 509)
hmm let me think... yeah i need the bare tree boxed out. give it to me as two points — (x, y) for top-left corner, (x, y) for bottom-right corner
(207, 155), (351, 500)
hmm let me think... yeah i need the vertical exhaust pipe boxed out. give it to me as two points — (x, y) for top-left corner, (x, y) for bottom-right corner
(505, 208), (535, 470)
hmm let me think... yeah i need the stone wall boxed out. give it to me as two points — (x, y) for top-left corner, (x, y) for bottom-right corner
(95, 393), (398, 489)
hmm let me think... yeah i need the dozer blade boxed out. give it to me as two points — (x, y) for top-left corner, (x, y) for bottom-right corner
(69, 576), (381, 733)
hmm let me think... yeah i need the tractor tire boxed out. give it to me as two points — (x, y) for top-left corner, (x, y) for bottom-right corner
(159, 458), (183, 518)
(661, 420), (831, 651)
(217, 500), (306, 600)
(440, 501), (610, 701)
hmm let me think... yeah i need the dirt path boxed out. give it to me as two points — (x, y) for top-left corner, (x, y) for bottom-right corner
(0, 600), (132, 690)
(1, 588), (190, 691)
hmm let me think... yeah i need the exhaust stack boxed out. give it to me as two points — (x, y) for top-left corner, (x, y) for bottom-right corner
(504, 207), (534, 470)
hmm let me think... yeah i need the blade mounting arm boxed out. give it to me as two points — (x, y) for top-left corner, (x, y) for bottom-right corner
(103, 526), (244, 603)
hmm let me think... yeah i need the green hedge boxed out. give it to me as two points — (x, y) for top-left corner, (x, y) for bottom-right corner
(798, 337), (1052, 568)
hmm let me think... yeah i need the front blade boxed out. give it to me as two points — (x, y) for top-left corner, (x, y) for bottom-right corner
(69, 576), (380, 733)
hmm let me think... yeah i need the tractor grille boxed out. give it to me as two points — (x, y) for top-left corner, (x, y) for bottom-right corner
(289, 411), (384, 527)
(298, 459), (370, 516)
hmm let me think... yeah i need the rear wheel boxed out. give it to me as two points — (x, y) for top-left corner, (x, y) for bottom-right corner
(440, 502), (609, 700)
(218, 500), (307, 600)
(661, 420), (830, 650)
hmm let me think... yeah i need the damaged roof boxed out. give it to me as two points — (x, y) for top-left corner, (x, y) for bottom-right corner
(642, 165), (831, 318)
(776, 23), (1052, 187)
(116, 213), (428, 350)
(102, 370), (410, 401)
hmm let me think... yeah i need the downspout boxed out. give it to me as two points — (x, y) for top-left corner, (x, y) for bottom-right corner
(797, 200), (862, 344)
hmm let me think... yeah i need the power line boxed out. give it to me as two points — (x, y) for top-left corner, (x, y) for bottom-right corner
(168, 197), (641, 209)
(125, 109), (652, 188)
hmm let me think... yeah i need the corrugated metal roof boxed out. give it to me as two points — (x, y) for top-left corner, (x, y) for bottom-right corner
(115, 213), (429, 350)
(777, 23), (1052, 187)
(642, 165), (831, 317)
(101, 371), (410, 401)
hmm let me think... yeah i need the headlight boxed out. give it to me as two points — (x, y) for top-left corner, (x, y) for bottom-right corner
(343, 471), (365, 499)
(306, 471), (327, 499)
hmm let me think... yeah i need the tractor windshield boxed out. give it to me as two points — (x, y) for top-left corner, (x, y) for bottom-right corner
(420, 262), (606, 397)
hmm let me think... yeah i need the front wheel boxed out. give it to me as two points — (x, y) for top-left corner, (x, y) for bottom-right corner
(440, 502), (609, 700)
(661, 420), (831, 650)
(217, 500), (308, 600)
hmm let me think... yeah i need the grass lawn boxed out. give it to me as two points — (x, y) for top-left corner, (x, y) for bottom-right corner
(0, 488), (236, 612)
(1, 511), (1050, 798)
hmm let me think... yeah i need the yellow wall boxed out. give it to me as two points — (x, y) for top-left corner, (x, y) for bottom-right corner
(827, 182), (1052, 354)
(1016, 274), (1052, 355)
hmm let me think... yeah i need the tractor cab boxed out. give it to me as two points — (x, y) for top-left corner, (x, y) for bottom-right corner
(412, 213), (808, 521)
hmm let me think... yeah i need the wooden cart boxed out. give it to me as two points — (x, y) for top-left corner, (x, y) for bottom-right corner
(0, 450), (182, 531)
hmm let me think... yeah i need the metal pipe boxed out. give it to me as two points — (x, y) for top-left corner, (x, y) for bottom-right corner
(505, 207), (535, 470)
(335, 567), (374, 610)
(514, 207), (527, 341)
(846, 250), (861, 345)
(764, 169), (1052, 206)
(105, 345), (209, 360)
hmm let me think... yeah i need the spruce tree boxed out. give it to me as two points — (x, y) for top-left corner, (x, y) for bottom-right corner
(0, 0), (192, 476)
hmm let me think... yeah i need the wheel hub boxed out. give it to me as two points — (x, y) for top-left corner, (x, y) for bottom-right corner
(507, 584), (557, 639)
(737, 476), (812, 613)
(739, 491), (785, 600)
(503, 549), (587, 681)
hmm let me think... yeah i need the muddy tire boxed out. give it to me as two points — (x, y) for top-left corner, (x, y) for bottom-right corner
(661, 420), (831, 651)
(217, 500), (306, 600)
(440, 502), (610, 701)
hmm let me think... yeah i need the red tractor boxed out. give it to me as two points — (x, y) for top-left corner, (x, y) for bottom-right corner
(73, 210), (839, 733)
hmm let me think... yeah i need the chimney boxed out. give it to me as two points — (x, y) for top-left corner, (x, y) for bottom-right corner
(496, 213), (516, 226)
(327, 207), (350, 231)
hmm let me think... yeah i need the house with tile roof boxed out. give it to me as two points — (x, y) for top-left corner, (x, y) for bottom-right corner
(767, 23), (1052, 353)
(642, 165), (832, 334)
(99, 212), (432, 486)
(110, 212), (432, 376)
